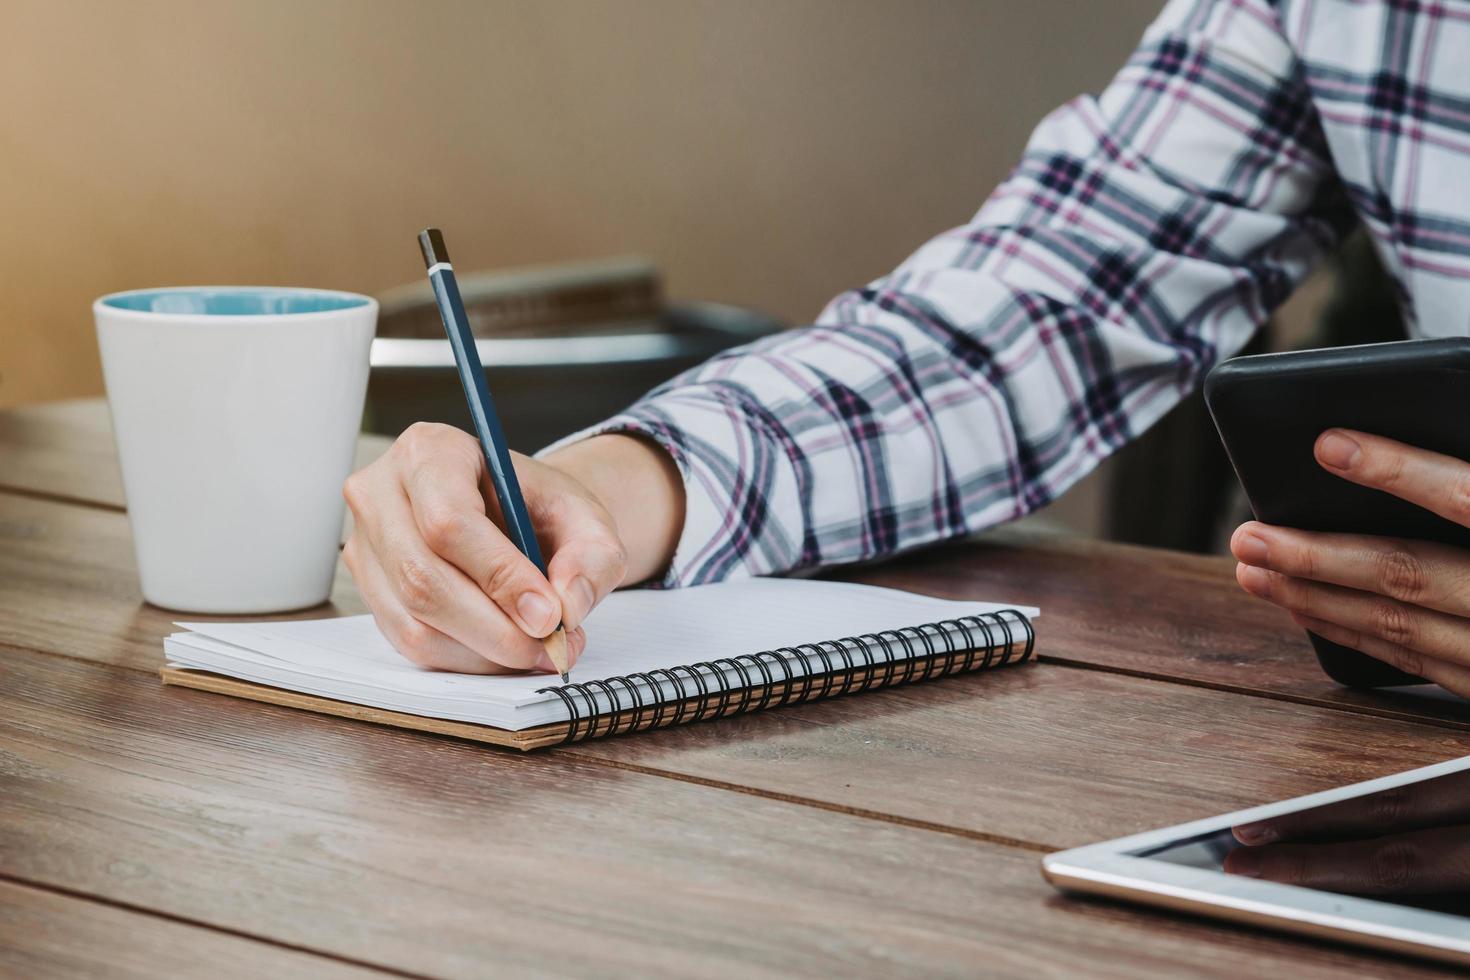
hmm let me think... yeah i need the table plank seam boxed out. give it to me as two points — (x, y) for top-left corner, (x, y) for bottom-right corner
(0, 870), (431, 980)
(7, 634), (1470, 859)
(11, 484), (1469, 735)
(9, 595), (1468, 739)
(1040, 654), (1470, 732)
(0, 482), (126, 514)
(2, 639), (1065, 852)
(555, 750), (1054, 853)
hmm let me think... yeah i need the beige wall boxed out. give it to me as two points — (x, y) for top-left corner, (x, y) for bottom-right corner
(0, 0), (1162, 408)
(2, 0), (1171, 537)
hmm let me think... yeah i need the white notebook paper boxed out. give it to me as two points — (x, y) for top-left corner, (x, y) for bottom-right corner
(165, 578), (1038, 732)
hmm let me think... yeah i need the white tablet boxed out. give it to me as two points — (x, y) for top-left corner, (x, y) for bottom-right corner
(1043, 756), (1470, 967)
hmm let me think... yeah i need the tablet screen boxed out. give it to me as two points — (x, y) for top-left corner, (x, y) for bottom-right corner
(1130, 768), (1470, 917)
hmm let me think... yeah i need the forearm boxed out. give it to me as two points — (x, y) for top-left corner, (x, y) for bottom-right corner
(543, 433), (685, 587)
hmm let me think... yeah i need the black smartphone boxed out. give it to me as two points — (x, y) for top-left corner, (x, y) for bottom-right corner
(1204, 337), (1470, 688)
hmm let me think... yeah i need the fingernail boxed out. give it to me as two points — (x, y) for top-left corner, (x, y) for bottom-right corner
(567, 576), (595, 625)
(517, 592), (557, 634)
(1227, 848), (1261, 878)
(1237, 563), (1270, 596)
(1233, 821), (1278, 845)
(1235, 531), (1269, 566)
(1318, 431), (1361, 470)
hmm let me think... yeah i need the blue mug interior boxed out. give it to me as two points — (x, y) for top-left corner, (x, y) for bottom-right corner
(101, 287), (370, 316)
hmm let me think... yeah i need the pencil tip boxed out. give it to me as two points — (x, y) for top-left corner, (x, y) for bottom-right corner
(541, 625), (571, 681)
(560, 672), (570, 684)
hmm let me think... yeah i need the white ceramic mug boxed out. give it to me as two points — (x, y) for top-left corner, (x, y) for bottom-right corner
(95, 286), (378, 613)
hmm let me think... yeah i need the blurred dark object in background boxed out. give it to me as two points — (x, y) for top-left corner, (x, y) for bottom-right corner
(1311, 231), (1411, 350)
(1107, 231), (1406, 553)
(366, 257), (784, 451)
(1106, 326), (1273, 553)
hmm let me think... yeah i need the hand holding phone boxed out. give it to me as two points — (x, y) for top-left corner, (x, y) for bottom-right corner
(1206, 338), (1470, 691)
(1229, 427), (1470, 697)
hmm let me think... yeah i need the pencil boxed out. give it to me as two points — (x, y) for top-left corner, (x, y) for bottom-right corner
(417, 228), (571, 682)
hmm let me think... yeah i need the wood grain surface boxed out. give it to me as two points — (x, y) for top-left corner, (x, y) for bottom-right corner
(842, 528), (1470, 729)
(0, 649), (1455, 979)
(568, 664), (1468, 850)
(0, 490), (365, 674)
(0, 399), (125, 508)
(6, 399), (1470, 976)
(0, 398), (390, 512)
(0, 879), (382, 979)
(3, 490), (1465, 853)
(7, 400), (1469, 728)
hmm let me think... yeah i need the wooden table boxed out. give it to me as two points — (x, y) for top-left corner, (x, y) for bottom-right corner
(3, 399), (1468, 978)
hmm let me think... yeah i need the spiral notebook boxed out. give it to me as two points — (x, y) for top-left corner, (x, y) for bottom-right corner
(160, 578), (1037, 751)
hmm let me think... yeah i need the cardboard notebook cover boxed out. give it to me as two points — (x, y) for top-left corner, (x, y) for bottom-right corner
(160, 621), (1035, 752)
(160, 666), (566, 750)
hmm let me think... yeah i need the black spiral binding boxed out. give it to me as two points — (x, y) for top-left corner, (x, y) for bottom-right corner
(537, 608), (1034, 745)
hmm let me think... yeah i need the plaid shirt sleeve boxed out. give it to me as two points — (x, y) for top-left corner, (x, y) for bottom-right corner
(546, 0), (1356, 587)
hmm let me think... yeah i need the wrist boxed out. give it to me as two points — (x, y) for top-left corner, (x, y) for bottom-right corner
(544, 433), (685, 585)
